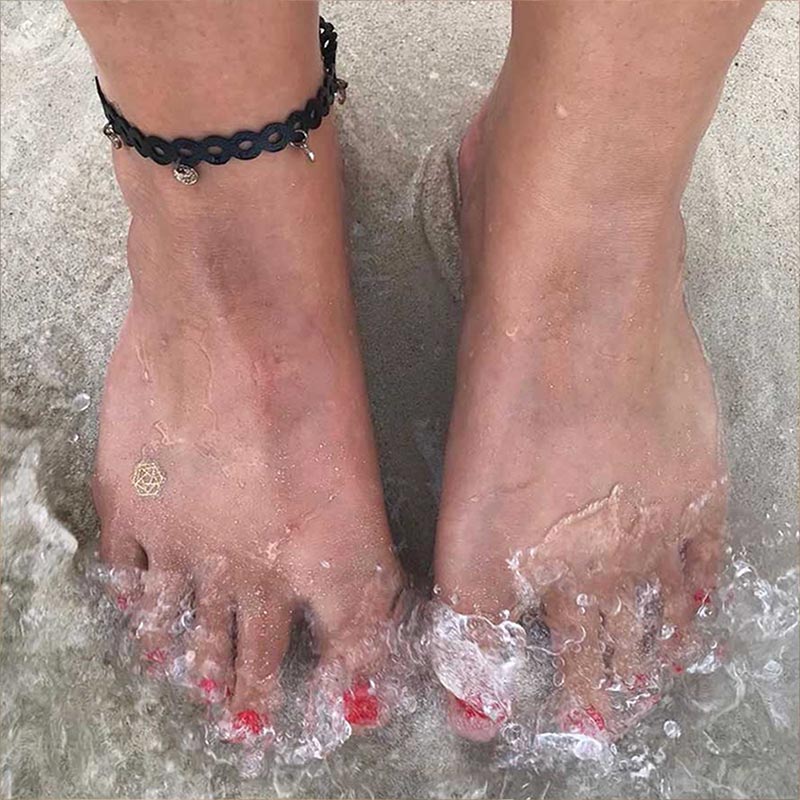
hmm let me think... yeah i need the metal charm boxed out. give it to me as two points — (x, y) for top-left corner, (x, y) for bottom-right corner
(172, 163), (199, 185)
(336, 78), (348, 105)
(132, 460), (166, 498)
(102, 122), (123, 150)
(290, 130), (315, 163)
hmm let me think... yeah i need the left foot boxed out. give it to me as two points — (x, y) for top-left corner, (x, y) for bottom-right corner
(433, 90), (725, 741)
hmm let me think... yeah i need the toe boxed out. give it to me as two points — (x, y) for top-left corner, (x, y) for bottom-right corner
(308, 561), (404, 732)
(227, 591), (292, 734)
(99, 525), (147, 570)
(602, 579), (662, 682)
(428, 598), (521, 743)
(97, 516), (147, 611)
(445, 691), (507, 742)
(659, 547), (697, 671)
(547, 593), (613, 740)
(188, 576), (236, 704)
(680, 483), (726, 610)
(132, 567), (191, 671)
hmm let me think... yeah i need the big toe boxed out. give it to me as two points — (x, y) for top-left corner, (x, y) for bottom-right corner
(429, 589), (522, 743)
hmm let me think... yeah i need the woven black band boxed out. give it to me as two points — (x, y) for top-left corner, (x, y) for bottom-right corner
(96, 16), (340, 168)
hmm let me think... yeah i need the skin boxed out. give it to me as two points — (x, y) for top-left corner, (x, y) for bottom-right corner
(434, 0), (763, 740)
(66, 0), (402, 732)
(66, 0), (764, 743)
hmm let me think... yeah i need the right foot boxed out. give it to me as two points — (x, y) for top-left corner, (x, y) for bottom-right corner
(94, 122), (402, 736)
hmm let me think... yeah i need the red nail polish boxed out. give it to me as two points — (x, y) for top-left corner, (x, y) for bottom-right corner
(144, 648), (166, 664)
(343, 679), (380, 727)
(631, 673), (650, 691)
(454, 694), (509, 724)
(584, 705), (606, 732)
(198, 677), (219, 697)
(455, 696), (489, 721)
(233, 709), (265, 737)
(693, 587), (713, 608)
(564, 705), (606, 736)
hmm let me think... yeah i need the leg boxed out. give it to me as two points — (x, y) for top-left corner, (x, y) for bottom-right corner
(67, 0), (401, 733)
(434, 0), (763, 740)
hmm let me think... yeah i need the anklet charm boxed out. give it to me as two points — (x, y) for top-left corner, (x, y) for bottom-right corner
(290, 130), (315, 163)
(102, 122), (122, 150)
(172, 163), (199, 186)
(95, 16), (342, 185)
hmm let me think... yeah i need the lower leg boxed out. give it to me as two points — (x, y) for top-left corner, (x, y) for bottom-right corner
(68, 0), (400, 733)
(436, 0), (763, 740)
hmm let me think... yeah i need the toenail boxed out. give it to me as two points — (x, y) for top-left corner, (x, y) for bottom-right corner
(455, 696), (489, 721)
(453, 694), (508, 724)
(693, 587), (714, 608)
(584, 705), (606, 732)
(198, 677), (220, 699)
(563, 705), (606, 736)
(343, 679), (381, 727)
(631, 673), (650, 691)
(233, 709), (266, 737)
(144, 648), (167, 664)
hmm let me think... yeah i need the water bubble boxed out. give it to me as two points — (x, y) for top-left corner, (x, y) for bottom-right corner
(663, 720), (681, 739)
(659, 623), (676, 640)
(70, 392), (90, 412)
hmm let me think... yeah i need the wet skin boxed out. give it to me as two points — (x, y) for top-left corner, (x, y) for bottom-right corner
(95, 125), (402, 735)
(432, 97), (726, 740)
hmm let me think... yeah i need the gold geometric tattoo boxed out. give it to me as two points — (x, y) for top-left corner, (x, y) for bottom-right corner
(132, 460), (166, 498)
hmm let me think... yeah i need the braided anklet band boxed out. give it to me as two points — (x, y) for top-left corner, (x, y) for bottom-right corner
(96, 16), (346, 185)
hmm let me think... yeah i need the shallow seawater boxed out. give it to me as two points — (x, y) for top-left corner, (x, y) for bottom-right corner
(1, 427), (798, 799)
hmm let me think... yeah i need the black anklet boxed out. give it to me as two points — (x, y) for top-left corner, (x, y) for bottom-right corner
(96, 16), (347, 185)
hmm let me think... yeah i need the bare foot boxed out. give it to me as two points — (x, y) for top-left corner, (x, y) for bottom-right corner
(433, 96), (725, 741)
(94, 124), (402, 739)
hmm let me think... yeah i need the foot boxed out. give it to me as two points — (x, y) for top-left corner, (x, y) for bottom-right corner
(94, 123), (402, 738)
(433, 93), (725, 741)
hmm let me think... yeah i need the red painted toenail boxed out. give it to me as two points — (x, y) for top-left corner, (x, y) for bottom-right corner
(144, 648), (166, 664)
(116, 595), (129, 611)
(455, 696), (489, 721)
(693, 588), (713, 608)
(198, 677), (218, 696)
(584, 705), (606, 732)
(233, 709), (265, 737)
(343, 679), (381, 727)
(631, 673), (650, 691)
(454, 694), (508, 724)
(564, 705), (606, 736)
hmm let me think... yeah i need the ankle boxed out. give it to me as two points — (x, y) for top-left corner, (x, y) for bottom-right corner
(478, 90), (690, 226)
(120, 123), (348, 325)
